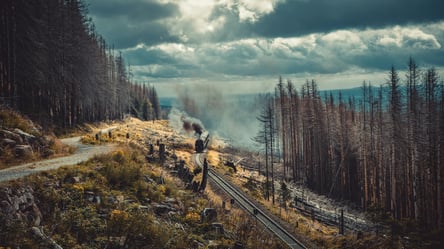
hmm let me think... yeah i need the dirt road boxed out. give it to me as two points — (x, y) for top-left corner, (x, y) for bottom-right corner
(0, 137), (116, 182)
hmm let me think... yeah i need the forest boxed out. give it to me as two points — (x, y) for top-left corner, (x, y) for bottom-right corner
(256, 59), (443, 230)
(2, 0), (443, 237)
(0, 0), (160, 129)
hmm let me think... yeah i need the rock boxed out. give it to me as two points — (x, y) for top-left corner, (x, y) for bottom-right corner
(31, 203), (43, 226)
(84, 191), (99, 203)
(2, 138), (16, 147)
(212, 222), (224, 235)
(31, 227), (63, 249)
(233, 241), (244, 249)
(116, 195), (124, 203)
(64, 176), (82, 184)
(42, 148), (55, 158)
(141, 198), (151, 204)
(15, 144), (33, 157)
(144, 175), (155, 183)
(200, 208), (217, 223)
(1, 129), (23, 142)
(107, 196), (117, 204)
(137, 205), (150, 212)
(14, 128), (35, 139)
(164, 197), (177, 204)
(154, 204), (177, 215)
(0, 186), (43, 228)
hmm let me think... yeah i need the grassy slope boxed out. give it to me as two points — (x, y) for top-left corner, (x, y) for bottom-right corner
(0, 117), (287, 249)
(0, 107), (74, 168)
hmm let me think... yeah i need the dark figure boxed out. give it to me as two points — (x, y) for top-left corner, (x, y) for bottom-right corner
(224, 161), (237, 172)
(195, 138), (204, 153)
(159, 144), (166, 163)
(149, 144), (154, 155)
(199, 158), (208, 191)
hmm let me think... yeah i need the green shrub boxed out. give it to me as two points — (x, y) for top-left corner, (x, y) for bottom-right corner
(100, 161), (141, 189)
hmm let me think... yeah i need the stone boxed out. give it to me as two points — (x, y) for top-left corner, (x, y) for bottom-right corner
(154, 204), (177, 215)
(42, 148), (55, 158)
(13, 128), (36, 144)
(200, 208), (217, 223)
(116, 195), (124, 203)
(15, 144), (33, 158)
(164, 197), (177, 204)
(66, 176), (82, 184)
(31, 227), (63, 249)
(144, 175), (155, 183)
(0, 129), (23, 143)
(2, 138), (16, 147)
(233, 241), (244, 249)
(212, 222), (224, 235)
(84, 191), (95, 202)
(0, 186), (44, 229)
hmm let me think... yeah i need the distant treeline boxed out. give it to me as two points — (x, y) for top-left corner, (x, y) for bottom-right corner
(257, 58), (443, 229)
(0, 0), (160, 128)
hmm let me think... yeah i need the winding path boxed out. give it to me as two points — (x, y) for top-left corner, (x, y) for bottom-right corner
(0, 137), (116, 182)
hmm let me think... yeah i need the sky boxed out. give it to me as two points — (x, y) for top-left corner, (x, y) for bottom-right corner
(85, 0), (444, 97)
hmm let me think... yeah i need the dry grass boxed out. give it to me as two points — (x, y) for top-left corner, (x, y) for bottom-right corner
(206, 150), (221, 167)
(207, 151), (392, 249)
(0, 107), (78, 168)
(0, 107), (35, 134)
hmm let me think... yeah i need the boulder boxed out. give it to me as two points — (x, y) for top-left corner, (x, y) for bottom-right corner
(31, 227), (63, 249)
(42, 148), (55, 158)
(0, 129), (23, 143)
(2, 138), (16, 147)
(154, 204), (177, 215)
(14, 128), (35, 139)
(64, 176), (82, 184)
(200, 208), (217, 223)
(15, 144), (33, 157)
(0, 186), (43, 227)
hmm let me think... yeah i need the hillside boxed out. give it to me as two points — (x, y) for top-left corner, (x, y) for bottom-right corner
(0, 107), (74, 168)
(0, 115), (287, 249)
(2, 110), (441, 248)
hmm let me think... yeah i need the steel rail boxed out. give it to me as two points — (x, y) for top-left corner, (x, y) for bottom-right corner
(195, 153), (307, 249)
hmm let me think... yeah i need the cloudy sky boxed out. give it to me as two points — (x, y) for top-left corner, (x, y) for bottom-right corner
(85, 0), (444, 97)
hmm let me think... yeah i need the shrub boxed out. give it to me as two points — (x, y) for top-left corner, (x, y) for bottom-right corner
(185, 212), (201, 224)
(112, 149), (126, 163)
(100, 161), (141, 189)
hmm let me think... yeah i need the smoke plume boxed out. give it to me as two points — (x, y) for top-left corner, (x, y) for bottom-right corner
(168, 108), (205, 136)
(173, 84), (261, 148)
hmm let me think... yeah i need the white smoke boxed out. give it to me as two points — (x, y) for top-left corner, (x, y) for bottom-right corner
(172, 84), (261, 149)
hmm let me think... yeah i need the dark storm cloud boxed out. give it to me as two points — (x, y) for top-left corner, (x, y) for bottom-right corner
(87, 0), (178, 22)
(85, 0), (444, 96)
(94, 20), (177, 48)
(86, 0), (180, 48)
(249, 0), (444, 38)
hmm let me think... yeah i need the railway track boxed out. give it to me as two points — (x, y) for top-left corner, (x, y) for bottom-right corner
(195, 153), (307, 249)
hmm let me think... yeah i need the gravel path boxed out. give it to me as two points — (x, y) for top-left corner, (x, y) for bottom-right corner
(0, 137), (116, 182)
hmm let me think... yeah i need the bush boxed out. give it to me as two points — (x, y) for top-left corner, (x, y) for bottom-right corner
(100, 161), (141, 189)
